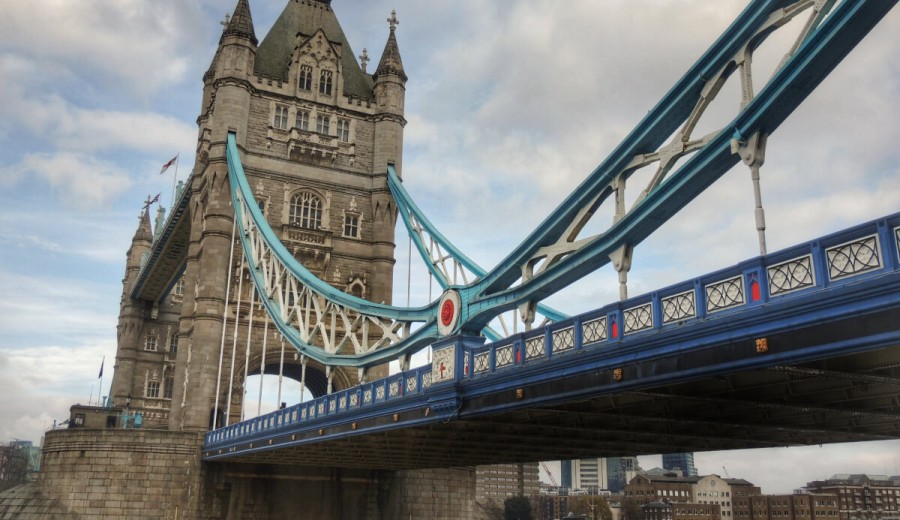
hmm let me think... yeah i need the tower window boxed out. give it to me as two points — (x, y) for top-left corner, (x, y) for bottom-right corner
(164, 376), (174, 399)
(299, 65), (312, 91)
(319, 70), (333, 95)
(144, 334), (158, 352)
(296, 110), (310, 131)
(316, 114), (330, 135)
(343, 213), (360, 238)
(173, 276), (184, 296)
(336, 118), (350, 142)
(274, 104), (289, 130)
(169, 332), (179, 354)
(289, 192), (322, 229)
(146, 380), (160, 398)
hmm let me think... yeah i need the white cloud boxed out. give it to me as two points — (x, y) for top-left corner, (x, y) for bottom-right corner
(0, 272), (119, 346)
(2, 152), (132, 209)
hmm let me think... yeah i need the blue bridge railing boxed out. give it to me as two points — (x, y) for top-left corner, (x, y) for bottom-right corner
(205, 212), (900, 449)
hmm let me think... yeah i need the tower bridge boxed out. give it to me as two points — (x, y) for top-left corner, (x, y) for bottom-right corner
(3, 0), (898, 518)
(202, 211), (900, 469)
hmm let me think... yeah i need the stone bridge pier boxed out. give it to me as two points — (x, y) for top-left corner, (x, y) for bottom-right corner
(0, 429), (475, 519)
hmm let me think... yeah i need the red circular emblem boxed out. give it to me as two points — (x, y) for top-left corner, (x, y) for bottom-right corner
(440, 299), (455, 326)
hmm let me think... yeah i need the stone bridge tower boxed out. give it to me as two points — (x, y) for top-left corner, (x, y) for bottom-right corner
(110, 0), (407, 432)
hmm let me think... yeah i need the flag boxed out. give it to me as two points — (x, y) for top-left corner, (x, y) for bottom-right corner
(143, 193), (160, 209)
(98, 357), (105, 379)
(160, 154), (178, 175)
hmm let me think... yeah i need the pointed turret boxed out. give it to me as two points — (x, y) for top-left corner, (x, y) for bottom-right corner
(374, 11), (407, 82)
(204, 0), (258, 147)
(222, 0), (258, 46)
(108, 207), (154, 411)
(372, 9), (408, 173)
(133, 208), (153, 246)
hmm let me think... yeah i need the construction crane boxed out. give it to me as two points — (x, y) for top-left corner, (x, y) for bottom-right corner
(541, 461), (559, 487)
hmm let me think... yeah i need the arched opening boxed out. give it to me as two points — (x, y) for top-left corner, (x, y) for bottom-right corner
(239, 360), (354, 420)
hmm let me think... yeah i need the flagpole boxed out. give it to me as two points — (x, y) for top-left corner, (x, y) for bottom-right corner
(169, 154), (180, 209)
(98, 356), (105, 407)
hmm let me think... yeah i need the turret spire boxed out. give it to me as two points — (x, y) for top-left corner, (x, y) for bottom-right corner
(374, 10), (407, 82)
(222, 0), (257, 46)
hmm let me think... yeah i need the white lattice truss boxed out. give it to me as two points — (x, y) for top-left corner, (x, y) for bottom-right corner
(235, 190), (421, 358)
(408, 213), (474, 288)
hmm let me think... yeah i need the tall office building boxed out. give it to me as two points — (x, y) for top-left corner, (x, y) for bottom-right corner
(663, 452), (699, 477)
(608, 456), (642, 492)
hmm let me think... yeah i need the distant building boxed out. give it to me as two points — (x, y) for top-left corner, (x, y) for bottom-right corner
(476, 463), (540, 505)
(562, 460), (574, 489)
(804, 474), (900, 520)
(663, 453), (698, 477)
(742, 494), (839, 520)
(609, 457), (642, 492)
(644, 500), (674, 520)
(625, 472), (762, 520)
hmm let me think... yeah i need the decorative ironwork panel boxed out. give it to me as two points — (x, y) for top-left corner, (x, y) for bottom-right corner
(349, 393), (358, 407)
(406, 376), (417, 393)
(328, 399), (336, 413)
(389, 380), (400, 398)
(826, 235), (881, 280)
(552, 327), (575, 353)
(525, 336), (544, 360)
(582, 317), (607, 344)
(291, 410), (297, 422)
(705, 276), (745, 313)
(662, 290), (695, 323)
(317, 402), (325, 415)
(474, 352), (490, 374)
(422, 372), (432, 389)
(338, 396), (346, 410)
(375, 385), (386, 400)
(363, 388), (373, 404)
(300, 408), (307, 420)
(624, 303), (653, 334)
(767, 254), (814, 296)
(496, 345), (514, 368)
(895, 227), (900, 262)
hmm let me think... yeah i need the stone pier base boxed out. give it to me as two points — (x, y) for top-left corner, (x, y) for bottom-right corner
(0, 429), (476, 519)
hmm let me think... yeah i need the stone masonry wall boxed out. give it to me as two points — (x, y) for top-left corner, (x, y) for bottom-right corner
(387, 467), (477, 519)
(12, 429), (478, 519)
(38, 429), (205, 519)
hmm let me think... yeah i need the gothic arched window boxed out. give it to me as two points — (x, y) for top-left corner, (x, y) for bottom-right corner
(299, 65), (312, 91)
(289, 191), (322, 229)
(319, 70), (333, 95)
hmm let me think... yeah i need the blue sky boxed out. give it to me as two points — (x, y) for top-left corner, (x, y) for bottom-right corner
(0, 0), (898, 493)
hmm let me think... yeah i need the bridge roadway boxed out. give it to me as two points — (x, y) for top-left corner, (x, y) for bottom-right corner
(203, 213), (900, 470)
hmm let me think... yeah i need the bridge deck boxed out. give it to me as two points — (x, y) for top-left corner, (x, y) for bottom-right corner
(203, 213), (900, 470)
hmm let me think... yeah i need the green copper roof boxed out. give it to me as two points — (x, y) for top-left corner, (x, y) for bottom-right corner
(255, 0), (374, 99)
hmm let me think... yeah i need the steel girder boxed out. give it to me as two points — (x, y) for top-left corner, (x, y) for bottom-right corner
(225, 0), (897, 367)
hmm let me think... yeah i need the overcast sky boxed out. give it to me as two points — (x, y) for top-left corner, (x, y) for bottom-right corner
(0, 0), (897, 495)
